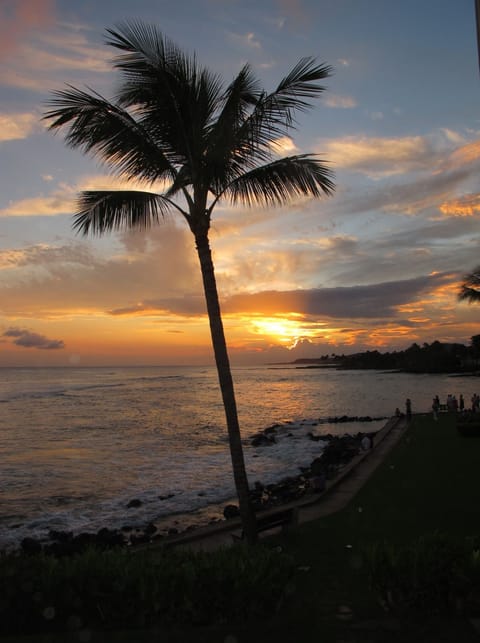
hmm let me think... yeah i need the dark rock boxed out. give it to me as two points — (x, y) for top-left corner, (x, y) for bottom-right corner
(310, 457), (325, 476)
(73, 532), (96, 549)
(127, 498), (142, 508)
(311, 473), (327, 492)
(48, 529), (73, 543)
(21, 537), (42, 555)
(251, 432), (276, 446)
(152, 533), (164, 541)
(129, 532), (150, 546)
(144, 522), (157, 535)
(96, 527), (125, 547)
(223, 504), (240, 519)
(168, 527), (179, 536)
(264, 424), (279, 435)
(158, 493), (175, 500)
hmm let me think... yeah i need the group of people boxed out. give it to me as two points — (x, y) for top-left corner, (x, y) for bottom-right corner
(395, 393), (479, 422)
(430, 393), (479, 420)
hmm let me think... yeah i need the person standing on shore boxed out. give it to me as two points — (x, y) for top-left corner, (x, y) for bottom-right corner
(406, 398), (412, 421)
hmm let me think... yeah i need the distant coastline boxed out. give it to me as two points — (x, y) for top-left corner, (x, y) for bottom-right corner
(273, 338), (480, 375)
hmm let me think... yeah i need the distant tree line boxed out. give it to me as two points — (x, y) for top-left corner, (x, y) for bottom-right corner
(293, 336), (480, 374)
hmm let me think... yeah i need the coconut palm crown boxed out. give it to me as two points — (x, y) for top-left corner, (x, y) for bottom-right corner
(44, 20), (335, 544)
(459, 267), (480, 303)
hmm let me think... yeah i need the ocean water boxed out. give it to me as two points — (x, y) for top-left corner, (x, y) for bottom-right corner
(1, 364), (478, 549)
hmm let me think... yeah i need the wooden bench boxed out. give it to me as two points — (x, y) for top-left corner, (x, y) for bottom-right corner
(233, 506), (299, 541)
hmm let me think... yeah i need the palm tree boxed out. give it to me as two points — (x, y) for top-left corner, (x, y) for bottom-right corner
(459, 267), (480, 303)
(44, 20), (334, 544)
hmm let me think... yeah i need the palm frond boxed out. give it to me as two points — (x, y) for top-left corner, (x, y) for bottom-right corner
(105, 20), (188, 82)
(105, 21), (222, 183)
(214, 58), (333, 180)
(204, 64), (262, 191)
(224, 155), (335, 208)
(44, 86), (174, 183)
(274, 57), (333, 121)
(459, 267), (480, 302)
(73, 190), (174, 236)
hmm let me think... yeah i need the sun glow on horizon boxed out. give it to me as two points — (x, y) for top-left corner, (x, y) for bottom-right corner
(248, 315), (320, 346)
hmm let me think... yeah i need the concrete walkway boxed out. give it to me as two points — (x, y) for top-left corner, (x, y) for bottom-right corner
(298, 415), (408, 523)
(144, 415), (409, 553)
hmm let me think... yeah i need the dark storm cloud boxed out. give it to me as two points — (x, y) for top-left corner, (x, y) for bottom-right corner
(109, 273), (452, 320)
(224, 274), (450, 318)
(3, 328), (65, 349)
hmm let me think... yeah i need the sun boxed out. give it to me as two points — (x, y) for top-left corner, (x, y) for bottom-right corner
(249, 315), (317, 346)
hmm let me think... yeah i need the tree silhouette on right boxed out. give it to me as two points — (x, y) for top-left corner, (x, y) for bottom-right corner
(459, 267), (480, 302)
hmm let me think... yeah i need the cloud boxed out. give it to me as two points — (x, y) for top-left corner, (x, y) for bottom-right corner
(0, 223), (201, 318)
(3, 327), (65, 349)
(107, 273), (451, 321)
(0, 0), (55, 60)
(0, 190), (75, 216)
(271, 136), (299, 155)
(224, 274), (451, 319)
(0, 175), (162, 217)
(319, 130), (480, 179)
(439, 194), (480, 217)
(442, 140), (480, 169)
(227, 31), (262, 50)
(0, 12), (109, 91)
(274, 0), (309, 27)
(322, 94), (357, 109)
(0, 113), (40, 142)
(320, 134), (434, 177)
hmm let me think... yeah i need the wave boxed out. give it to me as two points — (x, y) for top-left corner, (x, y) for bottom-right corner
(0, 381), (126, 403)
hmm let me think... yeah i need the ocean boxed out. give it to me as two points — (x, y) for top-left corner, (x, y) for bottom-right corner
(1, 364), (477, 550)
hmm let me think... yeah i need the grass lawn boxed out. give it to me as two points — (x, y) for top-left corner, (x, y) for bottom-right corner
(5, 413), (480, 642)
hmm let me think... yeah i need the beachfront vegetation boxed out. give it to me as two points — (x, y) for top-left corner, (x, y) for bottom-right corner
(0, 544), (295, 636)
(293, 335), (480, 373)
(366, 532), (480, 616)
(43, 20), (334, 544)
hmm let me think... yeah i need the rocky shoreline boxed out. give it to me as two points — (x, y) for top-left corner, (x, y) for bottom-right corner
(15, 418), (384, 557)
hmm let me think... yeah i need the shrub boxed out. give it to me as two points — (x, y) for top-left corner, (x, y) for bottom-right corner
(0, 544), (297, 635)
(366, 533), (472, 615)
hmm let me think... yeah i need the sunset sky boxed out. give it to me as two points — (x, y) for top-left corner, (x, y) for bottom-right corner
(1, 0), (479, 367)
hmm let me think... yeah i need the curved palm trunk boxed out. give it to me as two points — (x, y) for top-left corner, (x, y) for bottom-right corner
(195, 230), (257, 544)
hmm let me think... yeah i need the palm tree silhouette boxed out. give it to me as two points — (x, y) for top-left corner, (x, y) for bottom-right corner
(44, 21), (334, 543)
(459, 267), (480, 302)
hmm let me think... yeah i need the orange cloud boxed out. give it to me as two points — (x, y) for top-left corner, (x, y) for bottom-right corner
(0, 0), (55, 60)
(448, 140), (480, 167)
(319, 134), (432, 177)
(0, 112), (39, 141)
(439, 194), (480, 217)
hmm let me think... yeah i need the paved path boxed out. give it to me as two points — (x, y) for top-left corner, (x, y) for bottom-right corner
(144, 415), (409, 553)
(298, 415), (408, 523)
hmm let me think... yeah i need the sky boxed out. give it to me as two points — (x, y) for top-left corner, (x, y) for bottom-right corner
(1, 0), (479, 367)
